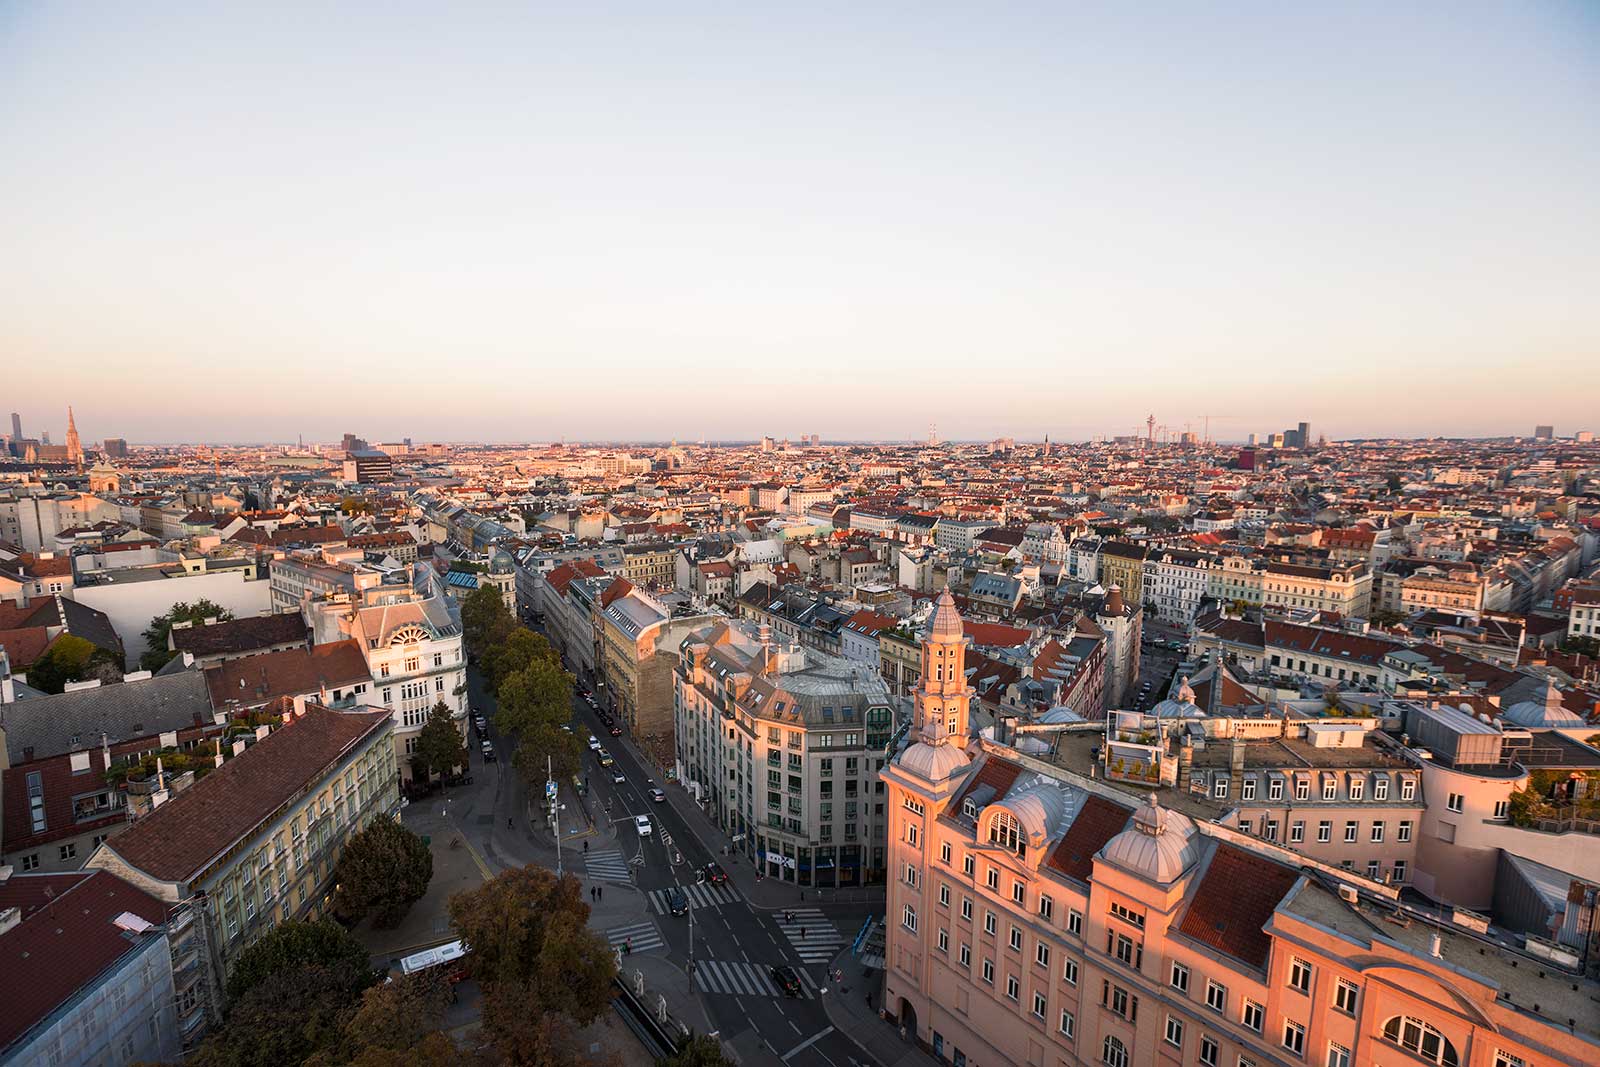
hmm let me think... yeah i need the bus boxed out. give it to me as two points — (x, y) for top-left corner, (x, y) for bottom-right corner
(394, 939), (469, 984)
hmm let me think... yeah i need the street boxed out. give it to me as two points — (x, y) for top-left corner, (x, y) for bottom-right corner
(440, 665), (888, 1067)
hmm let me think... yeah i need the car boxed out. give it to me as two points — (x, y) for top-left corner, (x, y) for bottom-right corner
(480, 740), (497, 762)
(702, 863), (727, 885)
(473, 714), (488, 731)
(611, 769), (626, 784)
(634, 814), (652, 836)
(608, 725), (622, 737)
(598, 749), (614, 766)
(770, 965), (802, 997)
(666, 887), (689, 916)
(587, 736), (601, 751)
(560, 724), (573, 733)
(649, 787), (666, 803)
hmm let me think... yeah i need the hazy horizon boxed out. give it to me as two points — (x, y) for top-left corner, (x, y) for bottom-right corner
(4, 3), (1597, 442)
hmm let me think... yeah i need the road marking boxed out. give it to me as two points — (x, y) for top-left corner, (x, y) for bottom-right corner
(781, 1026), (835, 1061)
(788, 1019), (802, 1035)
(692, 960), (818, 999)
(775, 907), (848, 963)
(603, 920), (664, 954)
(647, 882), (741, 914)
(442, 815), (493, 881)
(584, 848), (632, 882)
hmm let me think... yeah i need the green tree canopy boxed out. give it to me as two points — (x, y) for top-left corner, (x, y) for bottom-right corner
(495, 657), (574, 736)
(332, 817), (433, 928)
(196, 960), (372, 1067)
(141, 598), (236, 671)
(226, 919), (374, 1004)
(24, 634), (122, 694)
(482, 627), (560, 690)
(460, 583), (514, 659)
(412, 701), (468, 781)
(514, 724), (585, 787)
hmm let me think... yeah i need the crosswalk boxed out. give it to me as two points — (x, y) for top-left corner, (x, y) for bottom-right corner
(646, 881), (741, 915)
(775, 907), (848, 964)
(603, 920), (664, 955)
(584, 847), (632, 882)
(693, 959), (821, 999)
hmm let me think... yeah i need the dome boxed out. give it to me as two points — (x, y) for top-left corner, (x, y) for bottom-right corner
(1040, 706), (1085, 725)
(899, 740), (971, 781)
(1151, 676), (1202, 719)
(927, 588), (964, 641)
(1099, 794), (1201, 884)
(992, 782), (1066, 843)
(489, 549), (516, 575)
(1504, 681), (1585, 728)
(1103, 584), (1125, 615)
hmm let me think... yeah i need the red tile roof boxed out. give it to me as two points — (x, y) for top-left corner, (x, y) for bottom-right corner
(1045, 794), (1132, 883)
(98, 705), (391, 884)
(952, 754), (1023, 809)
(0, 627), (52, 670)
(204, 639), (372, 710)
(963, 621), (1033, 648)
(0, 870), (172, 1050)
(1175, 844), (1300, 970)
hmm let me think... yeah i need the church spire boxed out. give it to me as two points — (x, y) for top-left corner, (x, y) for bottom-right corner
(65, 406), (83, 469)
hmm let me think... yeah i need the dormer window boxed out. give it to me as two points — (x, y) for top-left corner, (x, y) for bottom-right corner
(988, 811), (1021, 852)
(962, 796), (980, 821)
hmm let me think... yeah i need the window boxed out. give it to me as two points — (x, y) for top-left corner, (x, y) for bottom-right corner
(1109, 932), (1141, 968)
(1165, 1015), (1185, 1048)
(989, 811), (1021, 851)
(1393, 859), (1408, 883)
(1492, 799), (1508, 820)
(1035, 942), (1050, 968)
(1059, 1009), (1075, 1038)
(1102, 980), (1137, 1022)
(1447, 792), (1463, 813)
(1213, 778), (1229, 799)
(1397, 819), (1413, 842)
(1206, 980), (1227, 1013)
(1289, 957), (1312, 994)
(1343, 821), (1358, 843)
(1038, 894), (1054, 921)
(905, 863), (919, 886)
(1242, 999), (1264, 1033)
(938, 929), (949, 952)
(1283, 1019), (1306, 1056)
(1348, 778), (1364, 801)
(902, 904), (917, 932)
(1380, 1016), (1459, 1067)
(986, 866), (999, 890)
(1333, 977), (1359, 1015)
(1327, 1043), (1351, 1067)
(1269, 777), (1284, 800)
(962, 855), (975, 876)
(1374, 776), (1389, 801)
(904, 795), (926, 816)
(1009, 926), (1023, 951)
(1102, 1036), (1128, 1067)
(984, 911), (996, 935)
(1067, 909), (1082, 935)
(1370, 822), (1385, 843)
(1317, 821), (1331, 843)
(1005, 975), (1019, 1001)
(1032, 990), (1046, 1018)
(58, 843), (76, 862)
(20, 853), (39, 871)
(1108, 901), (1145, 928)
(1492, 1052), (1525, 1067)
(1323, 777), (1337, 801)
(959, 943), (971, 967)
(961, 898), (973, 921)
(1062, 959), (1078, 985)
(1400, 777), (1416, 801)
(1012, 880), (1025, 904)
(1295, 777), (1310, 800)
(940, 842), (952, 864)
(939, 885), (950, 907)
(1367, 859), (1381, 880)
(1170, 961), (1190, 993)
(1290, 821), (1305, 843)
(981, 959), (994, 984)
(1201, 1035), (1220, 1067)
(1242, 778), (1256, 801)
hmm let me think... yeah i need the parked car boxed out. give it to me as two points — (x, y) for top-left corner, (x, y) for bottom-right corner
(650, 787), (666, 803)
(770, 965), (802, 997)
(608, 724), (622, 737)
(702, 863), (727, 885)
(598, 749), (614, 766)
(666, 887), (689, 916)
(634, 814), (652, 836)
(588, 735), (601, 751)
(480, 740), (496, 762)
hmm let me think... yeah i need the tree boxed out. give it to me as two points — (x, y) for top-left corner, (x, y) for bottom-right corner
(1561, 635), (1599, 659)
(24, 634), (122, 694)
(195, 959), (372, 1067)
(483, 627), (560, 689)
(1386, 474), (1404, 492)
(141, 598), (235, 671)
(659, 1034), (733, 1067)
(447, 866), (614, 1022)
(496, 657), (574, 736)
(514, 724), (585, 786)
(461, 583), (514, 659)
(413, 701), (468, 781)
(226, 919), (374, 1003)
(301, 972), (477, 1067)
(332, 817), (433, 928)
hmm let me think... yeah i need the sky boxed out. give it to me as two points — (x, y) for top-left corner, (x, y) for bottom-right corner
(2, 2), (1598, 445)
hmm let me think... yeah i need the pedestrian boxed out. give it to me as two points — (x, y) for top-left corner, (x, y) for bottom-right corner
(800, 927), (806, 939)
(800, 890), (805, 902)
(598, 885), (603, 901)
(865, 991), (872, 1008)
(507, 817), (513, 829)
(583, 840), (589, 853)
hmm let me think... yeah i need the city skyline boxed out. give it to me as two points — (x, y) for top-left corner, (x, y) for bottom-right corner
(4, 3), (1598, 441)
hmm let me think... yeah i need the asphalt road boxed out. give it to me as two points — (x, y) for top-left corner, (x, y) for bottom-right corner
(460, 663), (883, 1067)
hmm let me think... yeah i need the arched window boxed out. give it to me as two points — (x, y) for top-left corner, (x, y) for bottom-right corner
(389, 625), (429, 646)
(989, 811), (1021, 852)
(1102, 1036), (1128, 1067)
(1381, 1016), (1458, 1067)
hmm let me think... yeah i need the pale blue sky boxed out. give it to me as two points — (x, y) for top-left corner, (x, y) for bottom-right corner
(2, 2), (1597, 443)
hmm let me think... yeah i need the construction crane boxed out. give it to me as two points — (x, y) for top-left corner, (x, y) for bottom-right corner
(1194, 414), (1242, 444)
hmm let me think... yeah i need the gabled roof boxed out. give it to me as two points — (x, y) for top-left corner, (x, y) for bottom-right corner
(96, 705), (391, 884)
(1175, 843), (1301, 970)
(204, 640), (372, 709)
(1, 671), (214, 763)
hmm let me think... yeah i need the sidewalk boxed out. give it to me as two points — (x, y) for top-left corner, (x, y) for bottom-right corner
(818, 946), (941, 1067)
(356, 803), (492, 963)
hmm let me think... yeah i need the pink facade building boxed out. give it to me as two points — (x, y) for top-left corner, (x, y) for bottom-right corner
(881, 591), (1597, 1067)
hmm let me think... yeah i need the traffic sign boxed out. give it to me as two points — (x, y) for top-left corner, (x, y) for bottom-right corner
(545, 780), (558, 800)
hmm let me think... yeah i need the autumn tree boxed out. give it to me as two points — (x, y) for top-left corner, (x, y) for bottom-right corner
(412, 701), (468, 781)
(658, 1034), (734, 1067)
(495, 657), (574, 736)
(514, 722), (586, 786)
(332, 817), (433, 928)
(140, 598), (236, 671)
(24, 634), (122, 693)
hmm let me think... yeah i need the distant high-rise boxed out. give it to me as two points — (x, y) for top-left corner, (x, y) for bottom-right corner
(9, 413), (19, 442)
(1297, 421), (1311, 449)
(102, 437), (129, 458)
(40, 431), (50, 446)
(1534, 424), (1554, 440)
(341, 432), (368, 453)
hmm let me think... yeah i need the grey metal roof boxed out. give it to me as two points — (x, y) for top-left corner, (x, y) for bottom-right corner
(2, 670), (214, 761)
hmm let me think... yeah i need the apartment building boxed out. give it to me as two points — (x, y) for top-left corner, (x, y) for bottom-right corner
(596, 588), (715, 742)
(1568, 587), (1600, 640)
(621, 541), (679, 591)
(87, 703), (397, 1039)
(269, 551), (376, 613)
(675, 618), (897, 886)
(1098, 543), (1147, 609)
(879, 602), (1597, 1067)
(1144, 549), (1214, 627)
(1262, 560), (1372, 619)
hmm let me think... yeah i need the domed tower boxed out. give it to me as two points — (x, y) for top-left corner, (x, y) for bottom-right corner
(916, 588), (974, 742)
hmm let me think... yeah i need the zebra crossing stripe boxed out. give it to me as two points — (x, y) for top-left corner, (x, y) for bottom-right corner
(776, 908), (847, 962)
(585, 848), (632, 881)
(604, 921), (663, 953)
(693, 960), (815, 999)
(646, 882), (740, 914)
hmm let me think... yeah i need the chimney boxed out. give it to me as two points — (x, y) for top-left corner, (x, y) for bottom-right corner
(1230, 737), (1246, 777)
(1429, 931), (1442, 958)
(1179, 734), (1194, 779)
(292, 694), (307, 717)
